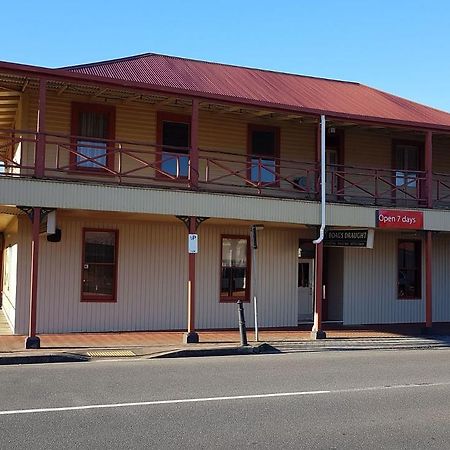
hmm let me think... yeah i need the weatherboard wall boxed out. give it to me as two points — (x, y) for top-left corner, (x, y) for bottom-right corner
(13, 216), (302, 334)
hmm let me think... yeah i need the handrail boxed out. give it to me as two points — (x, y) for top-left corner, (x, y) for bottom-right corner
(0, 127), (443, 207)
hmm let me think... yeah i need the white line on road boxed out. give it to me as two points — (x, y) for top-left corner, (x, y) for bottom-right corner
(0, 381), (449, 416)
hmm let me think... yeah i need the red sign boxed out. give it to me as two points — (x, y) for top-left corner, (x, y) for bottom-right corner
(376, 209), (423, 229)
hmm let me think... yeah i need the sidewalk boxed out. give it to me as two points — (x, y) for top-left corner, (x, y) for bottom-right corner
(2, 326), (450, 364)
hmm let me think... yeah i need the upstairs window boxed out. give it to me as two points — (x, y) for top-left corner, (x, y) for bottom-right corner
(220, 236), (250, 302)
(248, 125), (279, 184)
(394, 142), (421, 189)
(71, 103), (115, 171)
(158, 113), (190, 178)
(397, 240), (421, 299)
(81, 229), (118, 302)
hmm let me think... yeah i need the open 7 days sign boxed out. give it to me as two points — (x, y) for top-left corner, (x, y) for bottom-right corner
(376, 209), (424, 230)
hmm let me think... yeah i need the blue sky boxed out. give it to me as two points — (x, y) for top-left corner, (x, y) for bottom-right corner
(3, 0), (449, 111)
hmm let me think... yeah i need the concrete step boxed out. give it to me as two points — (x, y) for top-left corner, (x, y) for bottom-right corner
(268, 337), (450, 353)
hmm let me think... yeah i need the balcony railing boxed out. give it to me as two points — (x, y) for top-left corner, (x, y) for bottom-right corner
(0, 129), (442, 208)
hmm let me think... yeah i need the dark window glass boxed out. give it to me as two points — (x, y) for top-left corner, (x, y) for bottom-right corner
(252, 130), (276, 157)
(398, 240), (421, 299)
(220, 237), (249, 301)
(82, 231), (117, 301)
(161, 121), (190, 177)
(298, 263), (310, 288)
(250, 129), (277, 183)
(395, 144), (420, 188)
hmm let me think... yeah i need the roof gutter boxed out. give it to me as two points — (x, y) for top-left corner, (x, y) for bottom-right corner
(313, 115), (326, 245)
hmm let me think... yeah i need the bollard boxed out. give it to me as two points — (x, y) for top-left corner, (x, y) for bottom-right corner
(237, 300), (248, 346)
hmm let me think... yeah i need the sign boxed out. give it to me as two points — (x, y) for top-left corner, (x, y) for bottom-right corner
(188, 234), (198, 254)
(376, 209), (423, 230)
(324, 229), (374, 248)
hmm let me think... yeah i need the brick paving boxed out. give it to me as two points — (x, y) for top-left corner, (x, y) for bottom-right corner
(1, 325), (443, 354)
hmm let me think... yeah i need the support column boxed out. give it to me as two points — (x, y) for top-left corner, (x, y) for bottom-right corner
(314, 119), (321, 199)
(35, 79), (47, 178)
(25, 207), (41, 349)
(425, 130), (433, 208)
(183, 216), (199, 343)
(423, 230), (433, 333)
(311, 241), (326, 339)
(189, 98), (199, 189)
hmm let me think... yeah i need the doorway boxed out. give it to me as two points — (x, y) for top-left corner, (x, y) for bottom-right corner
(298, 258), (314, 323)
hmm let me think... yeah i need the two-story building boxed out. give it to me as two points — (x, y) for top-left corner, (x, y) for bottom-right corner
(1, 53), (450, 348)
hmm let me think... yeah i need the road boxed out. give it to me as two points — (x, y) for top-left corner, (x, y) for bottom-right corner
(1, 349), (450, 449)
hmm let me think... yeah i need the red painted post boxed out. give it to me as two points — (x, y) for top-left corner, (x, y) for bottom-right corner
(315, 118), (321, 198)
(312, 241), (326, 338)
(184, 217), (199, 343)
(425, 230), (433, 330)
(190, 98), (199, 188)
(25, 207), (41, 349)
(425, 131), (433, 208)
(35, 79), (47, 178)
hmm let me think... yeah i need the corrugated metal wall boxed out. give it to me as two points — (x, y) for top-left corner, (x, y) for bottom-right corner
(14, 216), (301, 334)
(197, 225), (298, 329)
(342, 231), (425, 325)
(431, 234), (450, 322)
(1, 218), (19, 331)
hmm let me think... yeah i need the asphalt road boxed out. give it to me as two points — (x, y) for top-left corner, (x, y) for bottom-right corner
(1, 349), (450, 449)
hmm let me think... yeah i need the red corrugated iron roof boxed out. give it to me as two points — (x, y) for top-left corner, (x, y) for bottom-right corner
(63, 53), (450, 130)
(58, 53), (450, 130)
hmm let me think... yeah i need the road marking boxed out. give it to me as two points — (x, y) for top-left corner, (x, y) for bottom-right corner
(0, 381), (449, 416)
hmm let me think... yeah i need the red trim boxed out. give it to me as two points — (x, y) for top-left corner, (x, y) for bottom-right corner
(0, 60), (449, 132)
(70, 102), (116, 172)
(397, 239), (422, 300)
(190, 99), (199, 188)
(220, 235), (251, 303)
(29, 207), (41, 338)
(188, 218), (196, 332)
(156, 111), (191, 179)
(425, 231), (432, 327)
(247, 124), (280, 187)
(425, 131), (433, 208)
(81, 228), (118, 303)
(35, 79), (46, 177)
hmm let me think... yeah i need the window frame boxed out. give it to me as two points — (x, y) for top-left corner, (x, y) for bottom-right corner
(391, 139), (425, 201)
(247, 124), (280, 187)
(219, 234), (251, 303)
(70, 102), (116, 172)
(397, 239), (422, 300)
(156, 111), (191, 180)
(81, 228), (118, 303)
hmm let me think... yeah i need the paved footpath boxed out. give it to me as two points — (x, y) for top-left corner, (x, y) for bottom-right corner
(1, 333), (450, 364)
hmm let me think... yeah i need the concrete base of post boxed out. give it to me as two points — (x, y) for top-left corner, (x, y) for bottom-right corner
(25, 336), (41, 349)
(183, 331), (199, 344)
(310, 330), (327, 340)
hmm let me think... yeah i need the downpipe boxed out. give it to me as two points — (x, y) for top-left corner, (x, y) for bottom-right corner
(313, 114), (326, 244)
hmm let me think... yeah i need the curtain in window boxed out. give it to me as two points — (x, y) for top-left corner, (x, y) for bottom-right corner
(76, 112), (109, 168)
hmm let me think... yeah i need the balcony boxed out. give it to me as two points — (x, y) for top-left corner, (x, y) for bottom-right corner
(0, 128), (446, 209)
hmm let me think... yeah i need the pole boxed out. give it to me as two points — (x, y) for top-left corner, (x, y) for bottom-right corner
(252, 241), (259, 342)
(237, 300), (248, 346)
(424, 230), (433, 332)
(25, 207), (41, 349)
(183, 217), (199, 343)
(35, 79), (46, 178)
